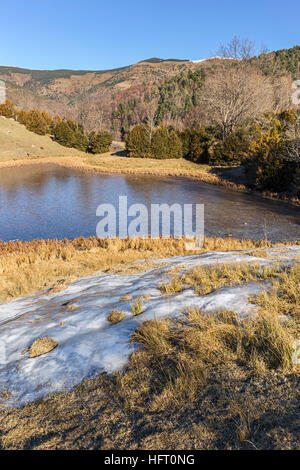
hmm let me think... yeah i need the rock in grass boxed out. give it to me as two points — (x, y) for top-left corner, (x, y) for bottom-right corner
(292, 340), (300, 365)
(22, 337), (58, 358)
(107, 310), (125, 324)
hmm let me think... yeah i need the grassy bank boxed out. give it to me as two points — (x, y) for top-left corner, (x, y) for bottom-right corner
(1, 236), (299, 304)
(1, 262), (299, 450)
(0, 117), (85, 160)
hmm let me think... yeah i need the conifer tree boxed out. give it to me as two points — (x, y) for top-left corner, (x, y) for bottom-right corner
(126, 124), (151, 158)
(0, 100), (16, 118)
(168, 130), (182, 158)
(25, 109), (50, 135)
(88, 131), (112, 154)
(53, 121), (76, 148)
(151, 126), (169, 159)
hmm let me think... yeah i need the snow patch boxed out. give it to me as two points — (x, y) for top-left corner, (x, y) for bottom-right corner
(0, 246), (299, 406)
(191, 56), (241, 63)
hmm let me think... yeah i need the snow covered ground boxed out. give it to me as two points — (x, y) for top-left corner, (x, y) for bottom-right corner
(0, 246), (299, 407)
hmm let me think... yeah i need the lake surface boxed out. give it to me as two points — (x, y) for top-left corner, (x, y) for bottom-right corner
(0, 164), (299, 242)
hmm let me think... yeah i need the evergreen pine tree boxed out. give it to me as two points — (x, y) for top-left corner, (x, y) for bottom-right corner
(168, 130), (182, 158)
(151, 126), (169, 159)
(126, 125), (151, 158)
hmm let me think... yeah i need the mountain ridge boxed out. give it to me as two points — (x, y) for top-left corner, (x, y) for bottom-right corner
(1, 46), (299, 137)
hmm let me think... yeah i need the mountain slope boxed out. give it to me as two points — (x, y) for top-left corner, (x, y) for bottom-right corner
(0, 59), (195, 105)
(0, 46), (299, 137)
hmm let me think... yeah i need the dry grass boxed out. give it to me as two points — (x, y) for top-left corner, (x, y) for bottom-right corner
(106, 310), (125, 324)
(120, 295), (132, 302)
(183, 263), (282, 296)
(0, 117), (85, 160)
(21, 337), (58, 358)
(254, 264), (300, 321)
(0, 265), (299, 449)
(158, 275), (183, 294)
(159, 262), (283, 297)
(66, 304), (78, 311)
(130, 307), (297, 412)
(131, 297), (144, 316)
(246, 249), (271, 258)
(86, 152), (210, 172)
(131, 319), (172, 355)
(0, 235), (293, 304)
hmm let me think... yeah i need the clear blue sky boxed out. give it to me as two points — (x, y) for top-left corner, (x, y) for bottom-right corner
(1, 0), (299, 70)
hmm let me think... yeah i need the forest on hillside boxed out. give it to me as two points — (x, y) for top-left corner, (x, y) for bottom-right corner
(1, 43), (299, 140)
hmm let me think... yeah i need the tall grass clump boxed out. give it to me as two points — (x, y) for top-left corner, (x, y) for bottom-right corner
(254, 263), (300, 321)
(184, 262), (282, 295)
(131, 319), (172, 355)
(127, 264), (300, 410)
(158, 275), (183, 294)
(159, 262), (283, 297)
(131, 297), (144, 316)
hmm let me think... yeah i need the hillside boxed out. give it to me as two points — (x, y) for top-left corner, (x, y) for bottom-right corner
(0, 58), (195, 105)
(0, 46), (299, 138)
(0, 116), (86, 160)
(1, 47), (299, 106)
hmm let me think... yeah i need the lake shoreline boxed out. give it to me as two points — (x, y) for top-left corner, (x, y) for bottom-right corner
(0, 155), (299, 207)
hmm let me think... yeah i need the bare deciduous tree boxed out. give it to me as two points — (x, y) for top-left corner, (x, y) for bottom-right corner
(75, 94), (91, 132)
(201, 63), (273, 140)
(217, 36), (256, 60)
(145, 103), (157, 141)
(271, 76), (293, 113)
(89, 91), (107, 132)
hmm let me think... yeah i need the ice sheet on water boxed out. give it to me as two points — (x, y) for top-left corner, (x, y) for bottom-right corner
(0, 246), (299, 406)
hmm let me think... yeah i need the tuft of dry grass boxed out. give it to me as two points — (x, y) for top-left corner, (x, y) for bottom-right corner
(131, 297), (144, 316)
(66, 304), (78, 311)
(129, 307), (297, 412)
(106, 310), (125, 324)
(254, 263), (300, 322)
(158, 275), (183, 294)
(187, 263), (283, 296)
(246, 249), (271, 258)
(131, 319), (172, 355)
(159, 262), (283, 297)
(22, 337), (58, 358)
(120, 295), (132, 302)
